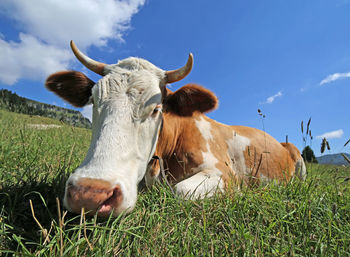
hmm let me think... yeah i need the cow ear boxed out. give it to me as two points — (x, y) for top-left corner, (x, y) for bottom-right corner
(164, 84), (218, 116)
(45, 71), (95, 107)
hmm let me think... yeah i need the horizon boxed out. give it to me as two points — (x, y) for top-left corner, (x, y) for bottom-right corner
(1, 0), (349, 156)
(1, 87), (348, 159)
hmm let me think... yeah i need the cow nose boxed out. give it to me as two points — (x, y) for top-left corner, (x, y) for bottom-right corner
(65, 178), (123, 217)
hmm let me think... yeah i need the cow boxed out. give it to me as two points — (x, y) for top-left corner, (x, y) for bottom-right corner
(45, 41), (306, 217)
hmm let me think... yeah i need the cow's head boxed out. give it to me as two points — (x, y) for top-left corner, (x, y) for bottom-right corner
(46, 41), (216, 217)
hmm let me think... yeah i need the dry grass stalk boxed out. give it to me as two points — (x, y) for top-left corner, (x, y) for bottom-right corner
(56, 197), (64, 257)
(344, 139), (350, 147)
(44, 221), (54, 245)
(83, 208), (93, 251)
(113, 233), (127, 255)
(254, 154), (263, 178)
(29, 200), (49, 243)
(248, 153), (263, 187)
(76, 208), (85, 256)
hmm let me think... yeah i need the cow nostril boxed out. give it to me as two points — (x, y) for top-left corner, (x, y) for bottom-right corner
(100, 185), (123, 209)
(113, 185), (122, 198)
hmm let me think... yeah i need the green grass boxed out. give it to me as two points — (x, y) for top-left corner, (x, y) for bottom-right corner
(1, 109), (350, 256)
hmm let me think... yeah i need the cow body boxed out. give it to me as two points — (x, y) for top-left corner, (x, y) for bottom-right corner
(46, 41), (305, 217)
(145, 111), (306, 198)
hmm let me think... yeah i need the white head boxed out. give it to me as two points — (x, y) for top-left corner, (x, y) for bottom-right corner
(46, 41), (193, 217)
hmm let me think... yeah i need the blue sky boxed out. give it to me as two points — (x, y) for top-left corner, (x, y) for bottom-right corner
(1, 0), (349, 156)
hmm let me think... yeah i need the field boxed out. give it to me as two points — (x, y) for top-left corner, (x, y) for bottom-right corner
(1, 109), (350, 256)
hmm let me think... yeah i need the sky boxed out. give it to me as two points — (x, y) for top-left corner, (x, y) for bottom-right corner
(0, 0), (350, 156)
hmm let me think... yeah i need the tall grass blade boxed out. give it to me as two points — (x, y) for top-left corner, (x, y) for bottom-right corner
(306, 117), (311, 135)
(301, 121), (304, 134)
(341, 153), (350, 164)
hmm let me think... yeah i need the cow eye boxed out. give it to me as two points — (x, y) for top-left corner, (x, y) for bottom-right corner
(152, 104), (162, 116)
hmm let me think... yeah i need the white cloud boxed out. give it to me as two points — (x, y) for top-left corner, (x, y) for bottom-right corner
(261, 91), (282, 104)
(320, 72), (350, 86)
(0, 0), (145, 85)
(316, 129), (344, 139)
(81, 105), (93, 122)
(0, 33), (71, 85)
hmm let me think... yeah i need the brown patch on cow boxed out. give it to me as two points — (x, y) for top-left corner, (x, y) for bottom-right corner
(231, 126), (296, 183)
(281, 142), (302, 162)
(153, 112), (207, 183)
(164, 84), (218, 116)
(76, 177), (114, 190)
(153, 114), (237, 188)
(45, 71), (95, 107)
(202, 122), (298, 187)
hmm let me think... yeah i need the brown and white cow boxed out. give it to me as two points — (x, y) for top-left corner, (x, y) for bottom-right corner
(45, 41), (306, 217)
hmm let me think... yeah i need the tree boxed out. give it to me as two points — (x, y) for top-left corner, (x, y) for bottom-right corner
(302, 146), (318, 163)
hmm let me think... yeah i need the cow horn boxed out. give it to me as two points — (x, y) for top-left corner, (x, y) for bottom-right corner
(166, 53), (193, 83)
(70, 40), (106, 76)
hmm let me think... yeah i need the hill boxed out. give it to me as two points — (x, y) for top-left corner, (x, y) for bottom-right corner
(0, 89), (91, 129)
(316, 153), (350, 166)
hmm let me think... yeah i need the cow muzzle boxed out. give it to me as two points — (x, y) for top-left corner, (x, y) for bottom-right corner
(64, 178), (123, 217)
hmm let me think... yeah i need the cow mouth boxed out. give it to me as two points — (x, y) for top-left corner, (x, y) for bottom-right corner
(97, 186), (122, 216)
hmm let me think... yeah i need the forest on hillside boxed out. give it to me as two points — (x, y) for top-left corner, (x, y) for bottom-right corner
(0, 89), (91, 129)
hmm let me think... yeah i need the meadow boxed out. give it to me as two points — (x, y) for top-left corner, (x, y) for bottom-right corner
(0, 109), (350, 256)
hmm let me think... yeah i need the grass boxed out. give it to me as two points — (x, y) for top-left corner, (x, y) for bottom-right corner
(0, 109), (350, 256)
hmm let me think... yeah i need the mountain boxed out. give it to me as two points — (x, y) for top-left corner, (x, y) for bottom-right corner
(0, 89), (91, 129)
(316, 153), (350, 166)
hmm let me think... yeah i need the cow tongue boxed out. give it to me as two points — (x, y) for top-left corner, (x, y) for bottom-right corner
(98, 204), (113, 213)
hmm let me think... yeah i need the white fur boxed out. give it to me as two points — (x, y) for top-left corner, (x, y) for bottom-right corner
(195, 117), (213, 141)
(184, 147), (223, 197)
(175, 117), (224, 199)
(295, 159), (306, 180)
(226, 131), (251, 176)
(194, 117), (219, 174)
(175, 171), (224, 199)
(64, 58), (166, 215)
